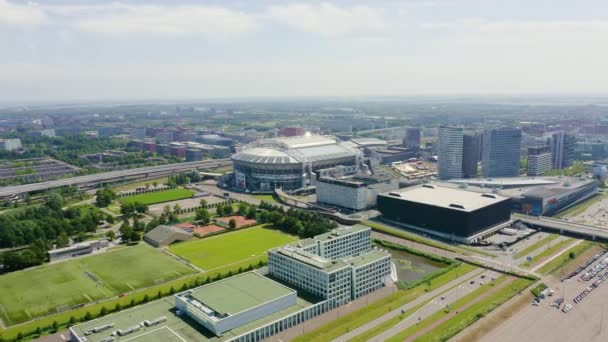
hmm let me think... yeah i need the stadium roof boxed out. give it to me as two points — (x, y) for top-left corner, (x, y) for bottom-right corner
(232, 134), (361, 165)
(190, 272), (295, 315)
(231, 147), (300, 164)
(382, 184), (509, 212)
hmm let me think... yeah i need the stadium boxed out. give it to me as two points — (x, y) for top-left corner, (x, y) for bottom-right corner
(231, 135), (362, 192)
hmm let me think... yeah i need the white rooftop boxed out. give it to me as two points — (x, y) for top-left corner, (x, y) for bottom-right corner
(383, 184), (509, 212)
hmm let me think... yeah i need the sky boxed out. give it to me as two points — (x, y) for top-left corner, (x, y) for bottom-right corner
(1, 0), (608, 103)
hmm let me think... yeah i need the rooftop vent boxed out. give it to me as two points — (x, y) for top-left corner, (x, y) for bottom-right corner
(481, 194), (496, 199)
(449, 204), (465, 209)
(422, 184), (435, 189)
(388, 192), (401, 197)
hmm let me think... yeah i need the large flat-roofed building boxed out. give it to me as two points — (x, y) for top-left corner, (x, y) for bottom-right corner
(316, 174), (398, 211)
(447, 176), (598, 216)
(175, 272), (297, 335)
(377, 185), (512, 243)
(268, 225), (391, 306)
(231, 135), (362, 192)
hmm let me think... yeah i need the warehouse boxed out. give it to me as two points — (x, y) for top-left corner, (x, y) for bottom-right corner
(377, 185), (512, 244)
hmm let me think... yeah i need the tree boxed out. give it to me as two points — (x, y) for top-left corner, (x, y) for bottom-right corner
(46, 193), (64, 211)
(121, 202), (136, 217)
(106, 230), (116, 241)
(216, 204), (224, 217)
(569, 252), (576, 259)
(130, 231), (141, 242)
(134, 202), (148, 214)
(69, 316), (76, 325)
(100, 307), (107, 316)
(199, 199), (207, 207)
(224, 204), (234, 215)
(96, 188), (116, 207)
(56, 231), (70, 248)
(143, 294), (150, 303)
(84, 312), (92, 320)
(238, 202), (248, 215)
(246, 206), (257, 219)
(114, 303), (122, 312)
(173, 203), (182, 214)
(195, 208), (210, 224)
(229, 218), (237, 229)
(152, 181), (158, 188)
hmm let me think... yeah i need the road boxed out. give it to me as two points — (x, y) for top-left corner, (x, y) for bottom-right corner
(0, 159), (231, 199)
(516, 213), (608, 241)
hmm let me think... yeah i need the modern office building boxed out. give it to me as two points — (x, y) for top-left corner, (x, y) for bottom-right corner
(231, 135), (362, 192)
(438, 125), (464, 180)
(551, 132), (576, 169)
(268, 225), (391, 306)
(462, 132), (481, 178)
(404, 127), (421, 149)
(316, 174), (398, 211)
(482, 127), (522, 178)
(527, 145), (552, 176)
(377, 184), (512, 243)
(0, 138), (22, 151)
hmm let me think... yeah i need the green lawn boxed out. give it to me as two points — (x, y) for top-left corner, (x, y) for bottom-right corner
(537, 241), (595, 274)
(111, 177), (169, 192)
(169, 225), (298, 270)
(0, 244), (194, 325)
(555, 192), (608, 219)
(521, 238), (575, 268)
(516, 234), (559, 259)
(293, 263), (477, 342)
(252, 194), (277, 203)
(118, 188), (194, 205)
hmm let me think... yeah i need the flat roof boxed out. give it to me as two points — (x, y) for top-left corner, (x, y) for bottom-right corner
(190, 272), (295, 315)
(311, 224), (370, 243)
(71, 295), (315, 342)
(382, 185), (509, 212)
(346, 249), (390, 268)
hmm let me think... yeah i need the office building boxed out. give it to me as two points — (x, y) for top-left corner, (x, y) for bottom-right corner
(482, 127), (522, 178)
(462, 132), (481, 178)
(0, 138), (22, 151)
(280, 126), (305, 137)
(268, 225), (391, 305)
(527, 145), (552, 176)
(438, 125), (464, 180)
(404, 127), (421, 149)
(316, 174), (398, 211)
(377, 184), (512, 243)
(551, 132), (576, 169)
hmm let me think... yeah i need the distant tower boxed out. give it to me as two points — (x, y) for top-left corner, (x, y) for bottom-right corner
(551, 132), (576, 169)
(404, 127), (421, 149)
(438, 125), (464, 180)
(482, 127), (522, 178)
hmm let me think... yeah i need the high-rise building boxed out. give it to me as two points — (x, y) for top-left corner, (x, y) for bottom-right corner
(527, 145), (552, 176)
(438, 125), (464, 180)
(482, 127), (522, 178)
(551, 132), (576, 169)
(462, 132), (481, 178)
(404, 127), (421, 149)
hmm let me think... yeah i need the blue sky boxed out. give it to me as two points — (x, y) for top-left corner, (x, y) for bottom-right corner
(1, 0), (607, 102)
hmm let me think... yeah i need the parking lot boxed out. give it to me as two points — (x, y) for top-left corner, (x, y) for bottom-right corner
(480, 249), (608, 342)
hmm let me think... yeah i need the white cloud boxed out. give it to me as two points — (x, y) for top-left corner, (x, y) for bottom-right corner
(268, 3), (388, 37)
(70, 4), (257, 37)
(0, 0), (47, 27)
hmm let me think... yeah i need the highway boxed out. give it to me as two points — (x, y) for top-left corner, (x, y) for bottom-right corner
(0, 159), (231, 199)
(514, 213), (608, 241)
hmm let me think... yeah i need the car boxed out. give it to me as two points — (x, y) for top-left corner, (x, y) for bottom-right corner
(481, 275), (486, 279)
(470, 280), (475, 284)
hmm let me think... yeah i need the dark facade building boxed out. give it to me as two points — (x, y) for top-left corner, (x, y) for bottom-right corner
(462, 132), (481, 178)
(377, 185), (511, 243)
(404, 127), (421, 149)
(551, 132), (576, 169)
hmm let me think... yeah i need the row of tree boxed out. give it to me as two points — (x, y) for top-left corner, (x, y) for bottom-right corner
(257, 201), (338, 238)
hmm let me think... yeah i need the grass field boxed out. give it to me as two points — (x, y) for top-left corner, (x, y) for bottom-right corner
(0, 244), (194, 325)
(555, 192), (608, 219)
(118, 188), (194, 205)
(521, 238), (575, 268)
(252, 194), (277, 203)
(168, 225), (298, 270)
(516, 234), (559, 259)
(111, 177), (169, 192)
(537, 240), (596, 274)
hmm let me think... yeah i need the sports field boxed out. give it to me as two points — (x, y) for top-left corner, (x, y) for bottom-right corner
(0, 244), (195, 325)
(118, 188), (194, 205)
(169, 225), (298, 270)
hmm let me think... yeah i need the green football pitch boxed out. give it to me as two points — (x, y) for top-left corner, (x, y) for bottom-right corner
(0, 244), (195, 325)
(118, 188), (194, 205)
(169, 225), (298, 271)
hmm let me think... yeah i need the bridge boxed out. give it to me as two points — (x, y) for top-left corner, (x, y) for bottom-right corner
(514, 213), (608, 242)
(0, 159), (231, 200)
